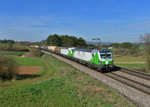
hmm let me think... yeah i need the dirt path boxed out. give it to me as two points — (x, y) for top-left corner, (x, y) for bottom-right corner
(18, 66), (42, 75)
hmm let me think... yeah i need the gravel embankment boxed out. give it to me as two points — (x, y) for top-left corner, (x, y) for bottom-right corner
(42, 50), (150, 107)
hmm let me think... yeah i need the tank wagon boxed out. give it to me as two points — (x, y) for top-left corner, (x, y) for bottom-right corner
(47, 46), (60, 54)
(41, 46), (114, 71)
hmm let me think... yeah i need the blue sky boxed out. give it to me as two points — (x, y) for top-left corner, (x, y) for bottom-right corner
(0, 0), (150, 42)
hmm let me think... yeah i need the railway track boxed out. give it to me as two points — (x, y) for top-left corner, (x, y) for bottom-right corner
(119, 67), (150, 80)
(104, 72), (150, 95)
(103, 66), (150, 96)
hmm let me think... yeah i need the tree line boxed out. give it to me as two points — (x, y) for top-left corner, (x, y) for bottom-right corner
(0, 39), (15, 43)
(46, 34), (87, 47)
(103, 42), (139, 50)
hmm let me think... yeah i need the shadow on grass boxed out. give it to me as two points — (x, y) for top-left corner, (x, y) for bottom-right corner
(16, 74), (41, 80)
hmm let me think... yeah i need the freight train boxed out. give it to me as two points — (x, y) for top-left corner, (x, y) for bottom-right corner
(41, 46), (115, 71)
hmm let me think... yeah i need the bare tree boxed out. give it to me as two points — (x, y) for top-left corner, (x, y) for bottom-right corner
(140, 33), (150, 72)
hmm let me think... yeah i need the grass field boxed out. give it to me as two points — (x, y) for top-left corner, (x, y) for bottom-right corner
(115, 63), (146, 70)
(114, 56), (145, 62)
(0, 43), (12, 45)
(0, 51), (25, 56)
(114, 56), (146, 70)
(0, 43), (30, 52)
(0, 43), (21, 46)
(15, 57), (43, 66)
(0, 54), (134, 107)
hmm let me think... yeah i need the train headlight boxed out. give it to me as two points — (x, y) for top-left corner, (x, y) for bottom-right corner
(106, 61), (108, 65)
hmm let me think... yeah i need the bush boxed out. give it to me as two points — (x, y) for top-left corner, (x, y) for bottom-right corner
(0, 56), (18, 81)
(31, 48), (43, 57)
(24, 48), (43, 57)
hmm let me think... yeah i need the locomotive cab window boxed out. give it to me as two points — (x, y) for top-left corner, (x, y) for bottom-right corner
(100, 52), (112, 59)
(106, 52), (112, 58)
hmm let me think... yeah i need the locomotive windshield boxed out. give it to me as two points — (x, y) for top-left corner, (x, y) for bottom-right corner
(100, 52), (112, 59)
(92, 49), (112, 59)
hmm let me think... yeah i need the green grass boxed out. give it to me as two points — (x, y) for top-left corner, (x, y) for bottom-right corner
(0, 43), (30, 52)
(0, 51), (25, 56)
(0, 54), (134, 107)
(0, 43), (23, 46)
(0, 43), (18, 46)
(114, 56), (146, 70)
(115, 63), (146, 70)
(114, 56), (145, 62)
(0, 43), (10, 45)
(15, 57), (43, 66)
